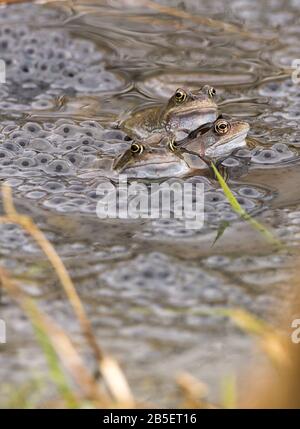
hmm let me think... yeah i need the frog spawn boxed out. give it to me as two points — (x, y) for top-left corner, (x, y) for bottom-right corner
(132, 177), (270, 237)
(97, 252), (286, 320)
(0, 4), (124, 112)
(0, 244), (289, 391)
(0, 117), (276, 226)
(0, 120), (129, 214)
(0, 3), (296, 228)
(217, 142), (297, 169)
(274, 206), (300, 245)
(250, 143), (297, 164)
(101, 252), (233, 308)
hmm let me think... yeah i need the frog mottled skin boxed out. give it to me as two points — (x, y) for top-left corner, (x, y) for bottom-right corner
(120, 86), (218, 145)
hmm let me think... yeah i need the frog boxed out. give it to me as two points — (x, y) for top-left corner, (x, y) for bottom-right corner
(112, 116), (250, 179)
(119, 85), (218, 145)
(112, 141), (191, 178)
(175, 115), (250, 163)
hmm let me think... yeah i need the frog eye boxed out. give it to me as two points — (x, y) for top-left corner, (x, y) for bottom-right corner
(131, 142), (144, 154)
(175, 89), (187, 103)
(208, 86), (216, 97)
(214, 119), (230, 135)
(168, 140), (178, 152)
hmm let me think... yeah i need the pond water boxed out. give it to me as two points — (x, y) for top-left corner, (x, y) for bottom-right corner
(0, 0), (300, 405)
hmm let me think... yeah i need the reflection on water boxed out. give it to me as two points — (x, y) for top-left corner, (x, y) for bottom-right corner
(0, 0), (300, 405)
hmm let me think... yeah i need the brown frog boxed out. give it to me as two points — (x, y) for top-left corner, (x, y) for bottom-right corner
(175, 116), (250, 163)
(120, 86), (218, 145)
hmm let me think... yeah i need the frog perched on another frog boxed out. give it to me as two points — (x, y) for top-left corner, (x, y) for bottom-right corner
(113, 116), (250, 179)
(119, 85), (218, 145)
(175, 116), (250, 162)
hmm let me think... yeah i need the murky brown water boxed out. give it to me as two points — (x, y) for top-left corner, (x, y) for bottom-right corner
(0, 0), (300, 405)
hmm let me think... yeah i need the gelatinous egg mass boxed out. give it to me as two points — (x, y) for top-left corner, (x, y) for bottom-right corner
(0, 4), (125, 113)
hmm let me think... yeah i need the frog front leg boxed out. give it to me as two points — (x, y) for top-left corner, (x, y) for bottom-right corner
(161, 134), (188, 161)
(158, 131), (176, 148)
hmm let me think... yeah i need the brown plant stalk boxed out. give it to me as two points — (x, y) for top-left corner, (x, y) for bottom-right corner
(0, 183), (134, 406)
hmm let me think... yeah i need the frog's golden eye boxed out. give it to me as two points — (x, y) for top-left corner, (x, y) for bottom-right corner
(174, 89), (187, 103)
(131, 142), (144, 154)
(168, 140), (178, 152)
(208, 86), (216, 97)
(214, 119), (230, 135)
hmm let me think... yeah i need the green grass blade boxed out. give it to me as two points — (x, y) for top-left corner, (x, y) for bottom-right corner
(221, 374), (237, 409)
(211, 162), (282, 247)
(212, 220), (230, 246)
(26, 300), (79, 408)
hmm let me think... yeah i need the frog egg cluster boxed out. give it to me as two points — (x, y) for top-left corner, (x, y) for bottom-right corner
(218, 149), (252, 178)
(100, 252), (229, 308)
(0, 223), (28, 252)
(0, 4), (124, 111)
(258, 79), (300, 119)
(0, 3), (63, 24)
(202, 251), (289, 318)
(0, 117), (270, 228)
(97, 250), (283, 318)
(135, 179), (269, 238)
(251, 143), (297, 164)
(258, 81), (288, 98)
(289, 131), (300, 148)
(204, 185), (266, 225)
(0, 222), (41, 254)
(247, 78), (300, 151)
(274, 207), (300, 244)
(0, 119), (130, 213)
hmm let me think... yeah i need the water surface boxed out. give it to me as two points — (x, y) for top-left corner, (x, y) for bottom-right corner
(0, 0), (300, 405)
